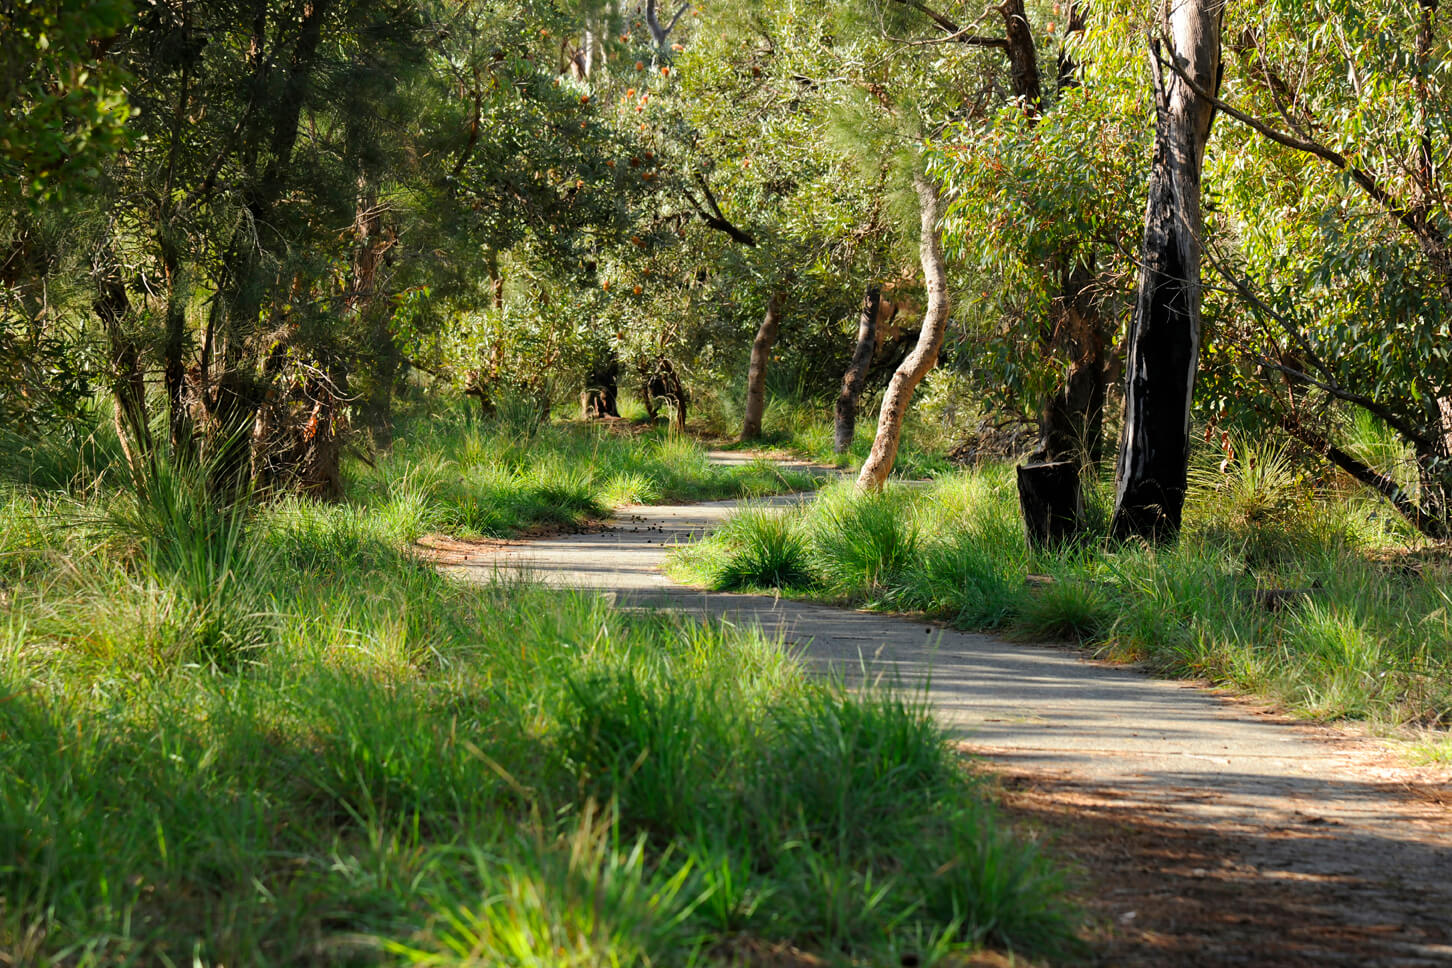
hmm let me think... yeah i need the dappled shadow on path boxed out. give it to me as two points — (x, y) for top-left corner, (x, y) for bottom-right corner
(991, 767), (1452, 967)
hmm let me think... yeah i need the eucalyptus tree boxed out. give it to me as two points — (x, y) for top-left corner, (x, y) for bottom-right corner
(616, 0), (904, 441)
(931, 2), (1143, 478)
(1110, 0), (1224, 541)
(1202, 0), (1452, 537)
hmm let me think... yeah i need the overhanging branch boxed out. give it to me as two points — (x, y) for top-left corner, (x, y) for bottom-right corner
(683, 174), (757, 246)
(1153, 42), (1452, 264)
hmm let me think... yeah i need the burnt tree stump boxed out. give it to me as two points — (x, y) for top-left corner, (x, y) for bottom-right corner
(1017, 461), (1085, 548)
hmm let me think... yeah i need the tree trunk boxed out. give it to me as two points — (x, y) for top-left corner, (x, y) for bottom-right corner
(93, 249), (151, 474)
(487, 249), (504, 309)
(582, 351), (621, 419)
(857, 173), (949, 491)
(1111, 3), (1223, 542)
(1017, 461), (1085, 548)
(741, 291), (784, 441)
(1037, 262), (1107, 464)
(1000, 0), (1042, 112)
(834, 285), (880, 454)
(350, 180), (399, 443)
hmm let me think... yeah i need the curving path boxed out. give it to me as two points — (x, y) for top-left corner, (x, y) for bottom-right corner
(441, 485), (1452, 966)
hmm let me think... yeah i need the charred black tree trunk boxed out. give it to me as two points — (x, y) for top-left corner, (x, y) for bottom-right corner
(835, 285), (880, 454)
(1111, 3), (1223, 542)
(741, 291), (784, 441)
(582, 351), (621, 419)
(1017, 461), (1085, 548)
(159, 232), (195, 459)
(1001, 0), (1042, 114)
(1037, 263), (1107, 464)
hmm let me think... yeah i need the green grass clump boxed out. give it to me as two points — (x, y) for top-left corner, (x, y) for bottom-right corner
(697, 506), (816, 591)
(675, 449), (1452, 733)
(805, 485), (920, 597)
(352, 404), (819, 541)
(0, 432), (1075, 965)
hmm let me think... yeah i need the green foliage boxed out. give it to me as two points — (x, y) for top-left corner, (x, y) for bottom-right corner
(0, 428), (1075, 964)
(0, 0), (133, 209)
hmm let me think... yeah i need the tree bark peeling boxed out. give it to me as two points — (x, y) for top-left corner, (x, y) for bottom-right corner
(1111, 3), (1224, 541)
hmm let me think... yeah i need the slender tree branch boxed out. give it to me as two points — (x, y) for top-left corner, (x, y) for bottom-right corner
(683, 174), (757, 246)
(887, 0), (963, 35)
(1153, 42), (1452, 263)
(887, 0), (1008, 47)
(1254, 357), (1436, 450)
(646, 0), (690, 47)
(1201, 239), (1440, 450)
(1201, 241), (1335, 381)
(1282, 417), (1449, 538)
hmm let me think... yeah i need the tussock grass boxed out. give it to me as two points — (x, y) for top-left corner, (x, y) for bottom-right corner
(674, 447), (1452, 732)
(0, 419), (1075, 965)
(352, 404), (820, 541)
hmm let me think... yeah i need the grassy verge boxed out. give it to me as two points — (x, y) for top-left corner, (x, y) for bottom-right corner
(0, 420), (1076, 964)
(671, 452), (1452, 738)
(350, 403), (822, 540)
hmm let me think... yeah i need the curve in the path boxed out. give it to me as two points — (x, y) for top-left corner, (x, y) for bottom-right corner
(441, 492), (1452, 966)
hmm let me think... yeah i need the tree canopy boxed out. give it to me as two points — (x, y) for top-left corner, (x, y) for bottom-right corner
(6, 0), (1452, 536)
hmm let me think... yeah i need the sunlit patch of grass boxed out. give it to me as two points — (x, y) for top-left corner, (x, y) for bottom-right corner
(0, 431), (1075, 964)
(348, 402), (820, 540)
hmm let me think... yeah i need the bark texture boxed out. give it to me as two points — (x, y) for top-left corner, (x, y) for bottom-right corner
(1017, 461), (1085, 548)
(1111, 2), (1224, 541)
(857, 173), (948, 491)
(1037, 262), (1108, 464)
(834, 285), (881, 454)
(741, 291), (784, 441)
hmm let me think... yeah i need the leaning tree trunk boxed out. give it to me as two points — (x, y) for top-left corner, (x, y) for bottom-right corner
(741, 291), (784, 441)
(857, 173), (949, 491)
(1110, 2), (1223, 542)
(834, 285), (880, 454)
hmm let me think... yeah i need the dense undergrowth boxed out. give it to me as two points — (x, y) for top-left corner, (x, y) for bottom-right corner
(0, 410), (1075, 965)
(673, 440), (1452, 743)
